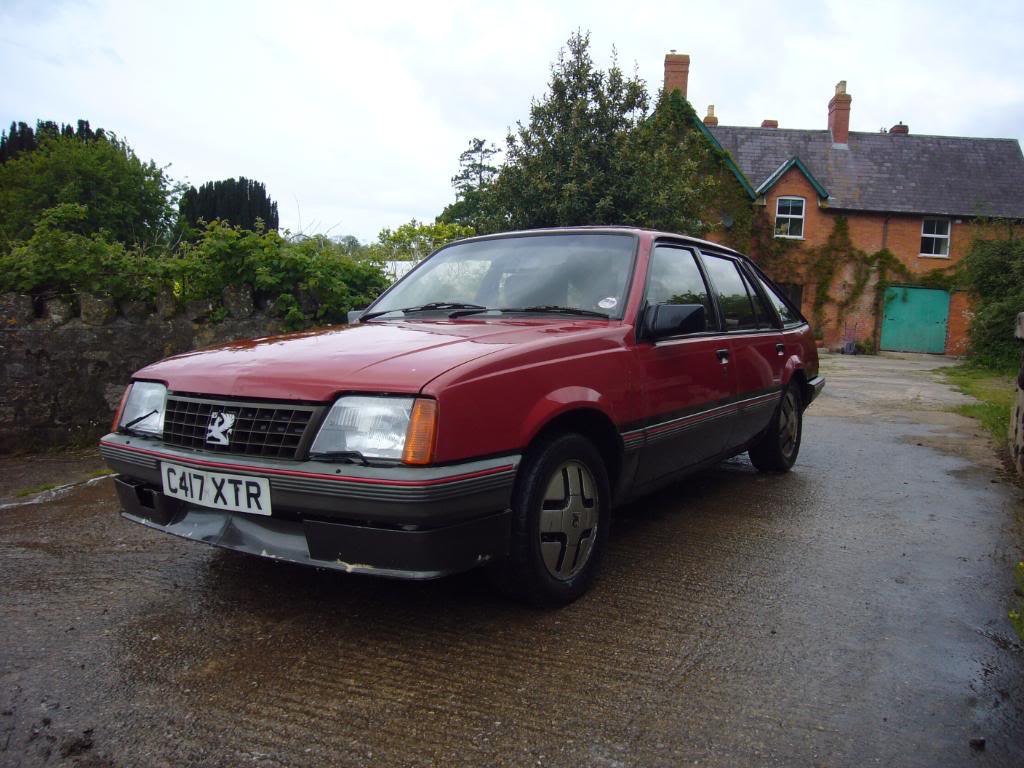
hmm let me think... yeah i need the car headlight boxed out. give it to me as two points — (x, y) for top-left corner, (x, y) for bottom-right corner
(310, 395), (437, 464)
(116, 381), (166, 436)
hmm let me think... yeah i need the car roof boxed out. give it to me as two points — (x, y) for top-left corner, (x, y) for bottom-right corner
(453, 226), (746, 260)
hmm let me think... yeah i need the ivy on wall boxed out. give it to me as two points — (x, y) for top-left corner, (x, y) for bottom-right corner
(753, 215), (960, 346)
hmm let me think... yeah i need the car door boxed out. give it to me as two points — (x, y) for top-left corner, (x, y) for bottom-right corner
(698, 252), (785, 449)
(632, 244), (737, 487)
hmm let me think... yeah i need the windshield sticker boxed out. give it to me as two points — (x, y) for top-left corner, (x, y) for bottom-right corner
(598, 297), (618, 309)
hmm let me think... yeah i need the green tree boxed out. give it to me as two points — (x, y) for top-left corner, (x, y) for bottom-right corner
(621, 89), (719, 234)
(490, 31), (649, 229)
(179, 177), (279, 233)
(370, 219), (475, 262)
(438, 138), (501, 229)
(0, 131), (176, 248)
(960, 232), (1024, 369)
(0, 119), (104, 164)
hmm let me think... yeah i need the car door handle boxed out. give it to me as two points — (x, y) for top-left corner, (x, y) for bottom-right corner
(716, 348), (730, 364)
(776, 343), (785, 356)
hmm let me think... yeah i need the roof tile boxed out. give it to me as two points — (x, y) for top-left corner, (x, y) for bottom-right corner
(708, 126), (1024, 218)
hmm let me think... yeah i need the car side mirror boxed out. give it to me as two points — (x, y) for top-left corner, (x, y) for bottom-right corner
(347, 310), (364, 325)
(646, 303), (707, 340)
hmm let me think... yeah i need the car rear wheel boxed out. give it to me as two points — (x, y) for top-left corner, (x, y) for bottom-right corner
(490, 432), (610, 607)
(748, 385), (802, 472)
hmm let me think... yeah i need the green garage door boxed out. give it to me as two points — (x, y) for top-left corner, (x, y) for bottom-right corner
(880, 286), (950, 354)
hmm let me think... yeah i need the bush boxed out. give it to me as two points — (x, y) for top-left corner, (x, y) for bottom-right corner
(961, 235), (1024, 370)
(0, 214), (390, 328)
(174, 223), (389, 327)
(0, 204), (164, 301)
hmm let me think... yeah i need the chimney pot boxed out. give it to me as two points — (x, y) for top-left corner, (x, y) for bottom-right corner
(703, 104), (718, 126)
(664, 52), (690, 98)
(828, 79), (852, 145)
(761, 119), (778, 128)
(890, 122), (909, 135)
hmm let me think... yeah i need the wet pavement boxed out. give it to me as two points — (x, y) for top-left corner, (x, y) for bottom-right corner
(2, 353), (1023, 767)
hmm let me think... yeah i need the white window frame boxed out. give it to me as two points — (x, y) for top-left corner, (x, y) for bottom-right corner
(919, 218), (950, 258)
(774, 197), (805, 239)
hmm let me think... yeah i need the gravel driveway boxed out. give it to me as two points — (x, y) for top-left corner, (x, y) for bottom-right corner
(2, 352), (1022, 767)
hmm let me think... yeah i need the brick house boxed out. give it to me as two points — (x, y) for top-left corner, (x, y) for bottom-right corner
(663, 53), (1024, 354)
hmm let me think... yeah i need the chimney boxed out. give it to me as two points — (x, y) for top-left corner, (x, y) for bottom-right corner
(890, 122), (909, 135)
(703, 105), (718, 126)
(664, 51), (690, 97)
(761, 119), (779, 128)
(828, 80), (852, 144)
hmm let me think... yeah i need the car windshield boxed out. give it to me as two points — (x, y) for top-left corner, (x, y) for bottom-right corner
(366, 233), (636, 320)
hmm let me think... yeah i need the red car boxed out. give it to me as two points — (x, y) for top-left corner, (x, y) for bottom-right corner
(101, 228), (823, 606)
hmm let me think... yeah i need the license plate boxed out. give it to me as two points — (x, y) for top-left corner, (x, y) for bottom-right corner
(161, 462), (272, 516)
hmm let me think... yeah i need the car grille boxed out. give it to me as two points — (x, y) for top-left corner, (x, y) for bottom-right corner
(162, 395), (320, 459)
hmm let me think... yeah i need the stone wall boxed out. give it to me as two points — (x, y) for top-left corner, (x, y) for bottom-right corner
(1012, 312), (1024, 479)
(0, 289), (285, 453)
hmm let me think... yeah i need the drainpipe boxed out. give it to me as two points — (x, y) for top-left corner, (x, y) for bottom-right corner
(872, 215), (891, 350)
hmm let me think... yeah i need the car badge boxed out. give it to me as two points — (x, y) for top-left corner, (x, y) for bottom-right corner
(206, 411), (236, 446)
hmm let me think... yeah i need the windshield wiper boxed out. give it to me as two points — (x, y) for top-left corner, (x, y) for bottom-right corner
(513, 305), (610, 318)
(449, 305), (612, 319)
(121, 408), (158, 436)
(308, 450), (369, 465)
(359, 302), (486, 322)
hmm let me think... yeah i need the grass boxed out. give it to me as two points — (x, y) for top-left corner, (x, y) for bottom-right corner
(14, 482), (57, 498)
(942, 364), (1018, 445)
(87, 469), (114, 478)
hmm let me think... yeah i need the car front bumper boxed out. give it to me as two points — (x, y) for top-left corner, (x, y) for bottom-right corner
(100, 434), (520, 579)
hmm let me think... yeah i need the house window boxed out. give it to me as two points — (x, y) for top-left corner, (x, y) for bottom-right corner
(774, 197), (805, 239)
(920, 218), (950, 257)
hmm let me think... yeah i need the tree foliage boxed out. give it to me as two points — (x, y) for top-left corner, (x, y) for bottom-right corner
(0, 204), (140, 300)
(438, 138), (500, 230)
(960, 232), (1024, 369)
(0, 130), (176, 248)
(0, 119), (105, 164)
(174, 222), (386, 326)
(448, 31), (726, 236)
(0, 214), (389, 329)
(370, 219), (475, 261)
(620, 90), (718, 233)
(179, 176), (279, 232)
(490, 31), (649, 230)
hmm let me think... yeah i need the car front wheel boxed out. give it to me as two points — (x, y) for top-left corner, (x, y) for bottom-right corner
(490, 432), (610, 607)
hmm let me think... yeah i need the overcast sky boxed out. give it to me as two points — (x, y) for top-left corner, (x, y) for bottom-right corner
(2, 0), (1023, 241)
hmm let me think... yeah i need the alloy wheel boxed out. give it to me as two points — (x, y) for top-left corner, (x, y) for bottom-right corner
(538, 460), (599, 581)
(779, 390), (799, 458)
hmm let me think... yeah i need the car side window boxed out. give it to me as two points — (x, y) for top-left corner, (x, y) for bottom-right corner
(646, 245), (718, 331)
(700, 254), (758, 331)
(757, 276), (803, 326)
(740, 269), (778, 329)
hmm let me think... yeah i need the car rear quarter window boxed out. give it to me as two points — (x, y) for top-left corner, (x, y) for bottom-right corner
(700, 254), (758, 331)
(758, 276), (803, 327)
(739, 269), (778, 329)
(646, 246), (717, 330)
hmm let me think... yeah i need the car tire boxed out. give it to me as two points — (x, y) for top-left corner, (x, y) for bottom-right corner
(489, 432), (610, 608)
(748, 384), (803, 473)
